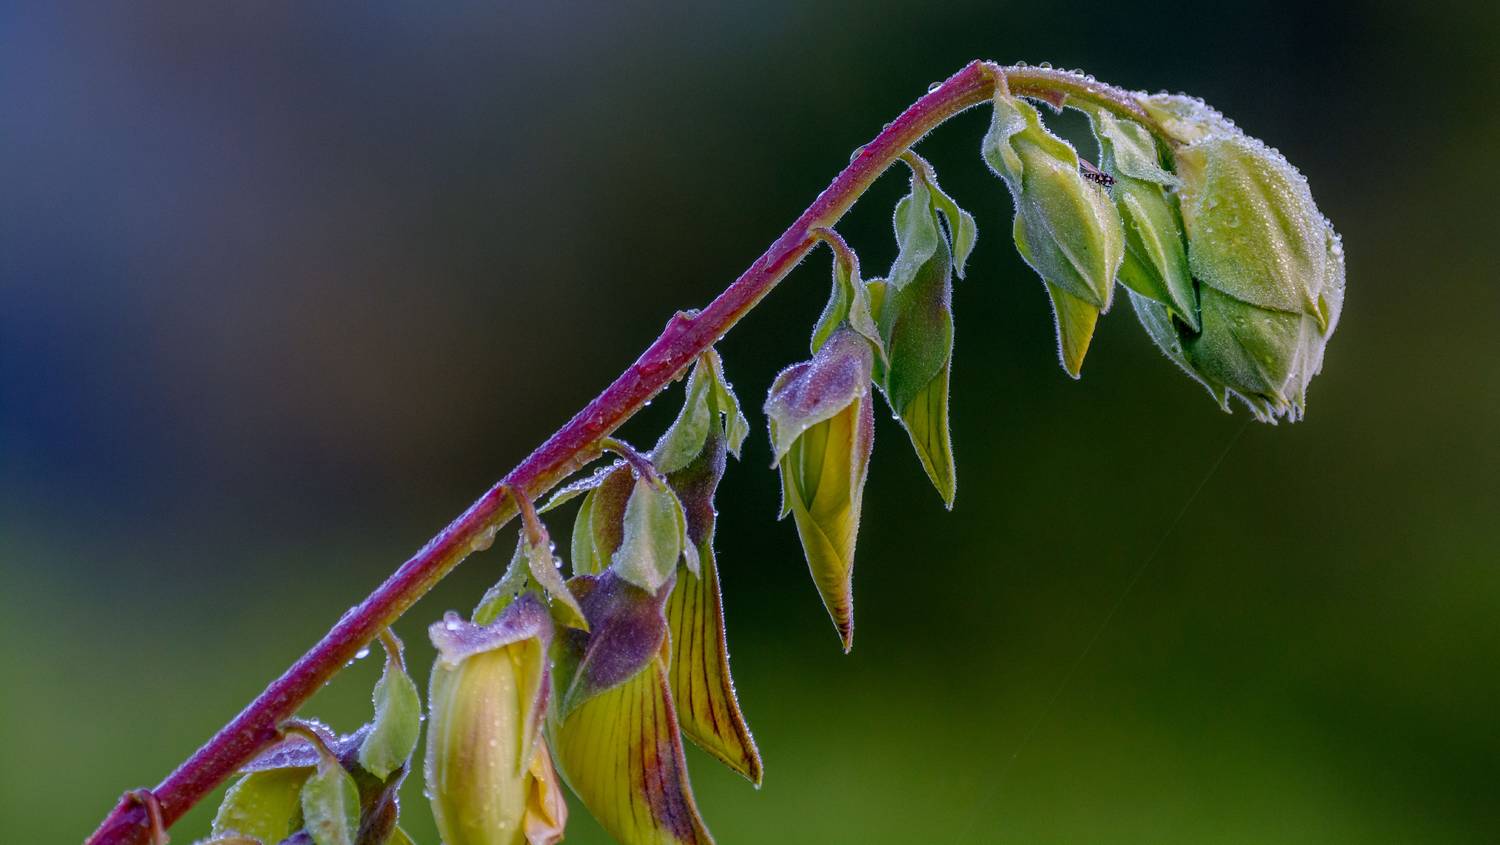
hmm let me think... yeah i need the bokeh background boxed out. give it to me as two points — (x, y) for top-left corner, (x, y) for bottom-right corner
(4, 1), (1498, 842)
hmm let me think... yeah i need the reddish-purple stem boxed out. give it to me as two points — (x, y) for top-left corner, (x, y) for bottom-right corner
(86, 61), (1148, 844)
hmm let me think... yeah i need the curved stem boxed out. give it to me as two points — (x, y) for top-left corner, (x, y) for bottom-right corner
(86, 59), (1150, 845)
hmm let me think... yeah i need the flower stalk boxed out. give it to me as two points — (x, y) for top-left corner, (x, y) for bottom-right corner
(87, 61), (1182, 845)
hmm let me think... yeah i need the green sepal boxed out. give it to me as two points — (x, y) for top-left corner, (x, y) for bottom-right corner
(518, 527), (589, 630)
(211, 768), (311, 844)
(653, 348), (750, 472)
(811, 244), (883, 359)
(610, 473), (697, 591)
(887, 176), (944, 292)
(299, 754), (360, 845)
(1042, 281), (1102, 380)
(356, 633), (422, 781)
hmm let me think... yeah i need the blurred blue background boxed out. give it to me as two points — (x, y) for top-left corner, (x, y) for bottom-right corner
(3, 1), (1497, 842)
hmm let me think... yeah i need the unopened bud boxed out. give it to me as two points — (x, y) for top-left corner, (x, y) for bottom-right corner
(425, 595), (566, 845)
(984, 83), (1124, 376)
(1130, 96), (1345, 420)
(765, 327), (875, 650)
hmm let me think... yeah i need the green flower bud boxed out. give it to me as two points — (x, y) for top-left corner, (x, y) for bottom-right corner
(1130, 95), (1345, 420)
(1087, 108), (1197, 330)
(984, 82), (1125, 377)
(425, 595), (567, 845)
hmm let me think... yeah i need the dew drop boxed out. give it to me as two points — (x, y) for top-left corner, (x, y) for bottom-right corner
(927, 80), (943, 93)
(354, 646), (371, 660)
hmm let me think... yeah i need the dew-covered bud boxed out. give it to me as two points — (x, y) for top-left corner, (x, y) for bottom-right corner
(765, 327), (875, 650)
(984, 81), (1124, 376)
(1130, 95), (1345, 421)
(425, 594), (566, 845)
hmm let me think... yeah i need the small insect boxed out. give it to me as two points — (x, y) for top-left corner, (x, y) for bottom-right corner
(1079, 159), (1116, 187)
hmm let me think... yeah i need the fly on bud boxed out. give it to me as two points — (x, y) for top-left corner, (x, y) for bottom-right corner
(765, 326), (876, 651)
(1130, 94), (1345, 421)
(1086, 108), (1197, 330)
(425, 594), (567, 845)
(984, 80), (1125, 377)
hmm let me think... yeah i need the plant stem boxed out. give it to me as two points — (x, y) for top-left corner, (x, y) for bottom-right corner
(85, 60), (1149, 845)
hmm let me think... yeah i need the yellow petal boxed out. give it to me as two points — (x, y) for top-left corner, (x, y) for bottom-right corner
(553, 658), (714, 845)
(665, 542), (763, 785)
(524, 746), (568, 845)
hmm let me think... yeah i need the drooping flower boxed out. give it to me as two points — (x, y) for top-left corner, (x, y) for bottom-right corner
(765, 327), (876, 650)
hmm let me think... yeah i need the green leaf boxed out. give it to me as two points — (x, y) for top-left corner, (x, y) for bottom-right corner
(212, 769), (310, 844)
(299, 756), (360, 845)
(357, 636), (422, 781)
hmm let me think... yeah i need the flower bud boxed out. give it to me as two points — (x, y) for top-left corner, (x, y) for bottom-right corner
(1130, 96), (1345, 420)
(425, 594), (566, 845)
(984, 83), (1124, 376)
(1087, 108), (1197, 330)
(765, 327), (875, 650)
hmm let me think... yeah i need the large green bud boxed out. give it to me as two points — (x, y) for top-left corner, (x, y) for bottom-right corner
(1132, 95), (1346, 421)
(983, 81), (1125, 377)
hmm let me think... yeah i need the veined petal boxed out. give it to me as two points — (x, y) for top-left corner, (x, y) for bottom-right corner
(662, 429), (762, 784)
(552, 658), (714, 845)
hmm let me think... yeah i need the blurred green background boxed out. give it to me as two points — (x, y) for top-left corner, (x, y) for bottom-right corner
(3, 1), (1498, 842)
